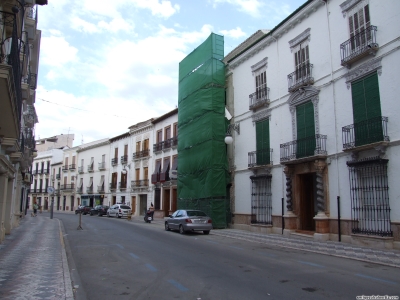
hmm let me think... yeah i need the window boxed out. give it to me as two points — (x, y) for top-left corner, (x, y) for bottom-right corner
(124, 144), (128, 156)
(143, 139), (149, 150)
(296, 101), (315, 158)
(135, 168), (140, 180)
(347, 158), (391, 236)
(111, 172), (118, 189)
(151, 160), (162, 184)
(349, 4), (370, 49)
(255, 119), (270, 165)
(256, 71), (267, 100)
(250, 175), (272, 225)
(160, 157), (170, 182)
(294, 44), (310, 82)
(136, 141), (141, 153)
(351, 72), (382, 146)
(173, 123), (178, 137)
(165, 126), (171, 140)
(157, 130), (162, 143)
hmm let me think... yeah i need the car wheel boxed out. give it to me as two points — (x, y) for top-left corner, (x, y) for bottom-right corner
(203, 230), (210, 235)
(165, 222), (170, 231)
(118, 214), (121, 218)
(179, 225), (185, 235)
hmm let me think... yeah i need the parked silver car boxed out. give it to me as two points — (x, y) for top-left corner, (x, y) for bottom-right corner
(107, 204), (132, 218)
(165, 210), (212, 235)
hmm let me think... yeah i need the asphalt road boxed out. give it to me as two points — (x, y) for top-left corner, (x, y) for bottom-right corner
(56, 212), (400, 300)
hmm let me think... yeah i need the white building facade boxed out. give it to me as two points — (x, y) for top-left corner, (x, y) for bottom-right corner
(225, 0), (400, 248)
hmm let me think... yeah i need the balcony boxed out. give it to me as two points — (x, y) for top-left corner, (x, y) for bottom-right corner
(121, 155), (128, 165)
(119, 182), (128, 190)
(287, 63), (314, 93)
(86, 186), (93, 194)
(340, 26), (378, 68)
(111, 158), (118, 166)
(248, 148), (273, 168)
(109, 183), (117, 191)
(249, 87), (270, 111)
(153, 142), (163, 153)
(42, 168), (49, 175)
(51, 175), (55, 181)
(78, 166), (84, 174)
(171, 136), (178, 149)
(98, 162), (106, 170)
(76, 187), (83, 194)
(62, 165), (68, 172)
(54, 189), (61, 196)
(130, 179), (149, 191)
(280, 134), (327, 163)
(87, 164), (94, 172)
(60, 184), (75, 191)
(69, 164), (76, 171)
(56, 174), (61, 180)
(132, 149), (150, 160)
(97, 185), (105, 193)
(342, 116), (389, 151)
(33, 169), (39, 176)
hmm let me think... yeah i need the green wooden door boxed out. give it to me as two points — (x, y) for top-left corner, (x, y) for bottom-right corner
(296, 101), (315, 158)
(256, 119), (270, 165)
(351, 72), (382, 146)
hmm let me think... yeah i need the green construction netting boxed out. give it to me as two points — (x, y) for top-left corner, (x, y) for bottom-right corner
(177, 33), (230, 229)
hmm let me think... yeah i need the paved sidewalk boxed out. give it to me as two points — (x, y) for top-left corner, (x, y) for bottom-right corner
(0, 213), (73, 300)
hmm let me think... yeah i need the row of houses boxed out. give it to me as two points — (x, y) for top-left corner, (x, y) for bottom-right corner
(0, 0), (48, 244)
(29, 109), (178, 219)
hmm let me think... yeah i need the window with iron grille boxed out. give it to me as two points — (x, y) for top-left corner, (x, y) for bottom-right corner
(347, 158), (392, 237)
(348, 4), (370, 50)
(250, 175), (272, 225)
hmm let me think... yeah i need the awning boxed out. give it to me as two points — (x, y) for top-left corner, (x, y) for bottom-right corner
(151, 160), (162, 184)
(160, 159), (170, 182)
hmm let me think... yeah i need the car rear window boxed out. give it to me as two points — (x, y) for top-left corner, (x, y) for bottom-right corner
(187, 211), (207, 217)
(120, 205), (131, 209)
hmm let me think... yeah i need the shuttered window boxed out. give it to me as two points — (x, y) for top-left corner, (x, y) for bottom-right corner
(349, 5), (370, 49)
(256, 119), (270, 165)
(351, 72), (382, 146)
(296, 101), (315, 158)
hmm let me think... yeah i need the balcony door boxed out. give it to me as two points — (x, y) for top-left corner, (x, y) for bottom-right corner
(256, 119), (270, 165)
(351, 72), (382, 146)
(296, 101), (315, 158)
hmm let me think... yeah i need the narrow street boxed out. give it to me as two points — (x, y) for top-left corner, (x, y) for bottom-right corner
(57, 212), (399, 300)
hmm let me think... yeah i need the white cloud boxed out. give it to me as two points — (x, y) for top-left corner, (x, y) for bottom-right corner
(211, 0), (264, 18)
(132, 0), (180, 18)
(219, 27), (246, 39)
(40, 36), (78, 68)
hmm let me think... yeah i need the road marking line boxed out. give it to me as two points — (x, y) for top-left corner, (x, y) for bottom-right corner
(129, 253), (139, 259)
(297, 260), (325, 268)
(116, 244), (124, 249)
(168, 279), (188, 291)
(146, 264), (157, 272)
(355, 273), (397, 285)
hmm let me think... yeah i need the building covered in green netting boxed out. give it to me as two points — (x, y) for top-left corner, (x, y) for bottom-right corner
(177, 33), (231, 228)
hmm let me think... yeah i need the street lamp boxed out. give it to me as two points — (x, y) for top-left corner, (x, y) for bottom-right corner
(224, 123), (240, 145)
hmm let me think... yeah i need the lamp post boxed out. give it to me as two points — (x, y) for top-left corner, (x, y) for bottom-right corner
(224, 123), (240, 145)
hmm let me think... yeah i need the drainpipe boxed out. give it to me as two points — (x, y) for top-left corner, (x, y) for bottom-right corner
(321, 0), (342, 240)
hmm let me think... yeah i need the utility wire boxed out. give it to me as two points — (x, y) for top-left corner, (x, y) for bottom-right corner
(37, 97), (132, 119)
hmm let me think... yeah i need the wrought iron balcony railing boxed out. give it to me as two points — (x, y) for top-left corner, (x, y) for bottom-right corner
(340, 25), (378, 68)
(43, 169), (49, 175)
(249, 87), (270, 110)
(88, 164), (94, 172)
(0, 11), (22, 128)
(33, 169), (39, 175)
(51, 175), (55, 181)
(153, 142), (163, 153)
(60, 184), (75, 190)
(111, 158), (118, 166)
(121, 155), (128, 164)
(130, 179), (149, 188)
(97, 185), (105, 193)
(26, 5), (37, 20)
(78, 166), (84, 173)
(280, 134), (327, 162)
(132, 149), (150, 160)
(119, 182), (127, 190)
(76, 187), (83, 193)
(171, 136), (178, 148)
(109, 183), (117, 190)
(69, 164), (76, 171)
(98, 162), (106, 170)
(56, 174), (61, 180)
(54, 189), (61, 196)
(163, 138), (172, 150)
(248, 148), (273, 167)
(287, 63), (314, 92)
(86, 186), (93, 194)
(62, 166), (68, 172)
(342, 116), (389, 150)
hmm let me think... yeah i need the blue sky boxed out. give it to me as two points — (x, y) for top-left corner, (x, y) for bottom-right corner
(35, 0), (306, 146)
